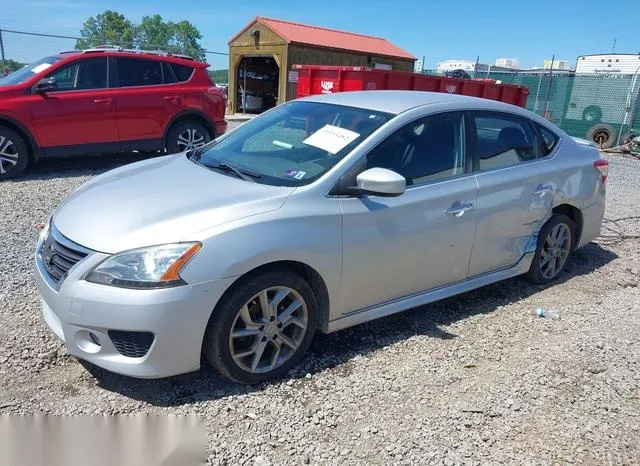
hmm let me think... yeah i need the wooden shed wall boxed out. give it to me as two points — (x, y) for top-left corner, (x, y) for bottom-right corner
(286, 44), (415, 100)
(227, 23), (288, 113)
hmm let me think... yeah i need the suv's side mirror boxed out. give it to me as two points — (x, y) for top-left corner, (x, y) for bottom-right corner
(351, 167), (406, 197)
(34, 77), (58, 94)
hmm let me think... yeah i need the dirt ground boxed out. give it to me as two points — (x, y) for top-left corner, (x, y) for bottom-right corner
(0, 148), (638, 465)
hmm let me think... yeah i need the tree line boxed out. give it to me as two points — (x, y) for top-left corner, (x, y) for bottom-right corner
(75, 10), (206, 61)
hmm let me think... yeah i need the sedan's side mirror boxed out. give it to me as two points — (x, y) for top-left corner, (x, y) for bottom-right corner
(353, 167), (406, 197)
(34, 77), (58, 94)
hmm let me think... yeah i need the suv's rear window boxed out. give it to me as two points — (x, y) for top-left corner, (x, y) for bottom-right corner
(170, 63), (194, 82)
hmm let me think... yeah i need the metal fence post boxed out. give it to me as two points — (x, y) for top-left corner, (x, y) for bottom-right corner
(543, 55), (555, 119)
(533, 72), (543, 113)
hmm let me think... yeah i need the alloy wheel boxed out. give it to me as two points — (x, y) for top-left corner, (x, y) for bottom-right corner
(539, 223), (571, 279)
(0, 135), (19, 175)
(176, 128), (206, 151)
(228, 287), (308, 374)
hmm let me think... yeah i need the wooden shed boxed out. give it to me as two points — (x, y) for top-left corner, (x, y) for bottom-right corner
(227, 17), (416, 114)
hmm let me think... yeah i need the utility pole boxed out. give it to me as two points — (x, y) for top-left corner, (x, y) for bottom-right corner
(0, 28), (6, 69)
(612, 38), (617, 53)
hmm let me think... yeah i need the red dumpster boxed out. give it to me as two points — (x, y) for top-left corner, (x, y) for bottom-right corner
(292, 65), (529, 108)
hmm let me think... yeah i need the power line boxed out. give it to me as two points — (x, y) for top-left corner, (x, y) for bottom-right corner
(0, 27), (229, 57)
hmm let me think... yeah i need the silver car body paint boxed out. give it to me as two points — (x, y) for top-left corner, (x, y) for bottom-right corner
(35, 91), (606, 378)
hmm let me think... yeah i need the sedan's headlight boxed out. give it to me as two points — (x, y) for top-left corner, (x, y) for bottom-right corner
(86, 242), (202, 289)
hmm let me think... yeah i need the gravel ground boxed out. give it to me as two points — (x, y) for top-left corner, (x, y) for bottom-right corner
(1, 139), (639, 465)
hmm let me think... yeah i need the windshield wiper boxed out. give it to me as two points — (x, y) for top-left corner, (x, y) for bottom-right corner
(201, 161), (261, 182)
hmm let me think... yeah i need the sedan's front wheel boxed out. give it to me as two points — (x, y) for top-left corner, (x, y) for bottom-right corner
(204, 269), (318, 384)
(525, 214), (576, 284)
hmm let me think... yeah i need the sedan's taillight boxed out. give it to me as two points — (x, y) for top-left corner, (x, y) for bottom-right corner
(594, 159), (609, 184)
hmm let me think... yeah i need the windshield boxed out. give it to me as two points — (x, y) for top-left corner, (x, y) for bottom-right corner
(192, 101), (393, 186)
(0, 56), (62, 86)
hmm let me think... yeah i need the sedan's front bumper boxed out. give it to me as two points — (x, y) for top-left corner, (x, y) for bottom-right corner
(34, 237), (235, 379)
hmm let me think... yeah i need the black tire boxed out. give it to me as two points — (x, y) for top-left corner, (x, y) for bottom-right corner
(586, 123), (617, 149)
(525, 214), (576, 284)
(582, 105), (603, 123)
(165, 120), (211, 154)
(203, 268), (318, 384)
(0, 126), (29, 180)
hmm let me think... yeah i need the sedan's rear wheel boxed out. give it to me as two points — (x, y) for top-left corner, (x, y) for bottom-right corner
(525, 214), (576, 284)
(204, 269), (317, 384)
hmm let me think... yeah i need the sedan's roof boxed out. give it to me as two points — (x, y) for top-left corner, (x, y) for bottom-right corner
(300, 90), (526, 115)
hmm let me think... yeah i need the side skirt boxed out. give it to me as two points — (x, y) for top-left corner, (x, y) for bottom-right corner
(325, 252), (535, 334)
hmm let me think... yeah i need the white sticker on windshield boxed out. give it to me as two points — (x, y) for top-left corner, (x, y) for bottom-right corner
(302, 124), (360, 155)
(31, 63), (52, 74)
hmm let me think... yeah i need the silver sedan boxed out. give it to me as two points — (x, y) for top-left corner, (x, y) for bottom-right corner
(34, 90), (607, 384)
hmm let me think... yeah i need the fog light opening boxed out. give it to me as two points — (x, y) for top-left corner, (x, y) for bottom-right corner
(89, 332), (101, 346)
(75, 330), (102, 354)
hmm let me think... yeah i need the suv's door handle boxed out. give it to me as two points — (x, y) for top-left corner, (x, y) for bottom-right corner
(445, 202), (474, 217)
(164, 96), (179, 103)
(532, 184), (554, 197)
(93, 98), (112, 105)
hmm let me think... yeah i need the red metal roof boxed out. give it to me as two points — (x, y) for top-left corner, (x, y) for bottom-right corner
(229, 17), (415, 61)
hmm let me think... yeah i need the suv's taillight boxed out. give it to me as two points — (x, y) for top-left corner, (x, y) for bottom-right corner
(207, 86), (227, 101)
(594, 159), (608, 184)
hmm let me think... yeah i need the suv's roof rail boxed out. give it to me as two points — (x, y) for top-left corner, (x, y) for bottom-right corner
(77, 45), (195, 61)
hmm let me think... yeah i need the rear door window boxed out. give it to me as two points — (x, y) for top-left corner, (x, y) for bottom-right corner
(470, 111), (542, 171)
(162, 62), (177, 84)
(116, 58), (163, 87)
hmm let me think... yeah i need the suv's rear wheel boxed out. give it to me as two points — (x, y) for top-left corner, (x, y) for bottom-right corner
(0, 127), (29, 180)
(165, 120), (211, 154)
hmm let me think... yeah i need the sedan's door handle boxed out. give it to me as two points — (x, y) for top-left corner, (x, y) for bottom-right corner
(445, 202), (474, 217)
(93, 98), (112, 105)
(532, 184), (554, 197)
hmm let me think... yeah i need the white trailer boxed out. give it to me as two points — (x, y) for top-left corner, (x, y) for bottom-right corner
(562, 53), (640, 148)
(575, 53), (640, 75)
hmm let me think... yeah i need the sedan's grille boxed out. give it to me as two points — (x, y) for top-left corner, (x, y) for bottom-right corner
(40, 225), (89, 286)
(108, 330), (155, 358)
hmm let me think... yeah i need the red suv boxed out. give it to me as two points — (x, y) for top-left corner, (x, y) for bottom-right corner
(0, 47), (227, 179)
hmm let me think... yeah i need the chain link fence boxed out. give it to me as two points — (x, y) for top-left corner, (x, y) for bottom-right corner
(0, 28), (228, 75)
(2, 27), (638, 146)
(422, 67), (640, 147)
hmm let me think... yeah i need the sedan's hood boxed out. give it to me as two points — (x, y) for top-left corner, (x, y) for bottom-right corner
(52, 154), (295, 253)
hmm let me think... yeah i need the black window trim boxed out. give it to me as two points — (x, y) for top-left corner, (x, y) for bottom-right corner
(329, 110), (472, 197)
(467, 109), (553, 174)
(34, 56), (111, 94)
(162, 61), (179, 84)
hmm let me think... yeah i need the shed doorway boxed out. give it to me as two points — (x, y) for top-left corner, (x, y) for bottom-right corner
(237, 56), (279, 114)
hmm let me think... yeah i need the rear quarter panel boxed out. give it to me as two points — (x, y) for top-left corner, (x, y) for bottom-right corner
(552, 137), (605, 248)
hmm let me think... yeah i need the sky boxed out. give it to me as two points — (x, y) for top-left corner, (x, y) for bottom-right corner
(1, 0), (639, 70)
